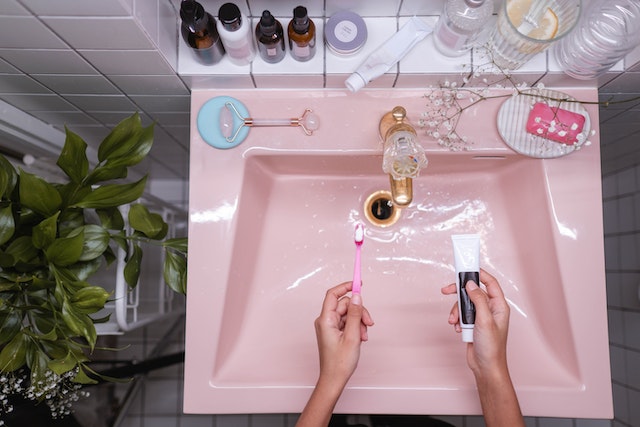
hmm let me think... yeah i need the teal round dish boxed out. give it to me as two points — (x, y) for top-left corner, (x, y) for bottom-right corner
(197, 96), (250, 149)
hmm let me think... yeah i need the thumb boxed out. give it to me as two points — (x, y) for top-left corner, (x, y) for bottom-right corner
(464, 280), (490, 319)
(345, 294), (364, 340)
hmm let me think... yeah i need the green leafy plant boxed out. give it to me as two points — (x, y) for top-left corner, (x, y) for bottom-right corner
(0, 113), (187, 417)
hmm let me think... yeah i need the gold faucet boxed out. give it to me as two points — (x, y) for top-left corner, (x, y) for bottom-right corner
(378, 106), (427, 207)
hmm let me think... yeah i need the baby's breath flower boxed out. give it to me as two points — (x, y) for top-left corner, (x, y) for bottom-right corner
(0, 367), (89, 419)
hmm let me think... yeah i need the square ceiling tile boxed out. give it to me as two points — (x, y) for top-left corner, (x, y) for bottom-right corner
(0, 75), (51, 94)
(108, 75), (189, 96)
(0, 16), (67, 49)
(20, 0), (132, 15)
(42, 17), (154, 50)
(0, 0), (29, 15)
(0, 94), (75, 111)
(128, 95), (190, 113)
(63, 94), (137, 112)
(31, 74), (121, 95)
(29, 110), (100, 128)
(79, 50), (175, 75)
(0, 49), (96, 74)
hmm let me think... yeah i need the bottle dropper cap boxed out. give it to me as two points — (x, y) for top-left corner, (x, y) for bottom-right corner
(462, 328), (474, 343)
(259, 10), (277, 36)
(292, 6), (309, 33)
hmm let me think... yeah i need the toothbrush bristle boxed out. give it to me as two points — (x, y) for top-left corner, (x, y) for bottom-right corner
(354, 223), (364, 243)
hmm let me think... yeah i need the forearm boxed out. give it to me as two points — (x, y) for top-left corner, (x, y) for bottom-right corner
(296, 377), (345, 427)
(474, 367), (525, 427)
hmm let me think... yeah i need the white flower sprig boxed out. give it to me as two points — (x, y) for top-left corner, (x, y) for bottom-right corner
(1, 368), (89, 419)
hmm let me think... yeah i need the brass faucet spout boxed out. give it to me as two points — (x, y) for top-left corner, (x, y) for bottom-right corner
(389, 176), (412, 207)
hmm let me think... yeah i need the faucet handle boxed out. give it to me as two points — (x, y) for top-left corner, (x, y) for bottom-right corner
(380, 106), (428, 179)
(391, 106), (407, 123)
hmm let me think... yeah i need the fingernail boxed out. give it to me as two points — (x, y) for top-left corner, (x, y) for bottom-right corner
(351, 293), (362, 306)
(465, 280), (478, 291)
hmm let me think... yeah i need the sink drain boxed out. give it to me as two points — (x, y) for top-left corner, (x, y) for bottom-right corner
(364, 190), (401, 227)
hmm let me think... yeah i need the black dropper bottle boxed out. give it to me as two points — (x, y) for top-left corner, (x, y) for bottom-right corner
(255, 10), (286, 64)
(179, 0), (225, 65)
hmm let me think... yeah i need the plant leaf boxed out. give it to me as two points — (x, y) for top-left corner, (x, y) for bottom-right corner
(0, 331), (28, 372)
(5, 235), (38, 265)
(71, 175), (148, 209)
(57, 127), (89, 183)
(58, 208), (86, 237)
(73, 365), (98, 384)
(18, 169), (62, 217)
(0, 167), (8, 200)
(0, 311), (22, 345)
(0, 153), (18, 198)
(78, 224), (110, 261)
(68, 258), (103, 281)
(103, 123), (154, 168)
(61, 299), (97, 349)
(98, 113), (143, 162)
(47, 351), (77, 376)
(46, 228), (85, 267)
(128, 203), (167, 239)
(70, 285), (111, 314)
(97, 207), (124, 230)
(162, 237), (188, 253)
(85, 164), (128, 185)
(164, 250), (187, 294)
(32, 211), (60, 249)
(0, 202), (15, 245)
(124, 244), (142, 289)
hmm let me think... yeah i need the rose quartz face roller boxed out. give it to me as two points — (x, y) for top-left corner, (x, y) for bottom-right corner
(220, 101), (320, 143)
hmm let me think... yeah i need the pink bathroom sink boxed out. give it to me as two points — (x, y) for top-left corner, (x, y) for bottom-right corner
(184, 89), (612, 418)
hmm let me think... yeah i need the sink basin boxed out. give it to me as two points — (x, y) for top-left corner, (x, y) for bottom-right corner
(184, 89), (612, 418)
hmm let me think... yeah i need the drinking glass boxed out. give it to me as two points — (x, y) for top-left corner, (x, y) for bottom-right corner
(487, 0), (582, 70)
(554, 0), (640, 79)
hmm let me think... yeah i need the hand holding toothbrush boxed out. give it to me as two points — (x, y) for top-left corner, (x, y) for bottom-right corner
(296, 281), (374, 427)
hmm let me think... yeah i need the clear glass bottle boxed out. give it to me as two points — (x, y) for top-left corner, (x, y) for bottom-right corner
(554, 0), (640, 80)
(433, 0), (494, 57)
(255, 10), (286, 64)
(179, 0), (225, 65)
(287, 6), (316, 62)
(216, 3), (256, 66)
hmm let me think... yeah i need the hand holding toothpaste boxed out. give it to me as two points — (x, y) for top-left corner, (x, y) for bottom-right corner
(441, 269), (510, 375)
(441, 269), (524, 427)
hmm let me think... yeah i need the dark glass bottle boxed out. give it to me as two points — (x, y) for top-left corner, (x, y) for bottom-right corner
(255, 10), (286, 64)
(287, 6), (316, 62)
(179, 0), (225, 65)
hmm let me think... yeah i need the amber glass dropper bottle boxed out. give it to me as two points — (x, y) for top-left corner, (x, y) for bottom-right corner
(287, 6), (316, 62)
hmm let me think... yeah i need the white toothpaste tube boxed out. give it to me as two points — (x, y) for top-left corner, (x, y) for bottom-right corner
(345, 17), (432, 92)
(451, 234), (480, 343)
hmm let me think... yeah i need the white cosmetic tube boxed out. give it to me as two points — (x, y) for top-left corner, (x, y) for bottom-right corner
(345, 17), (432, 92)
(451, 234), (480, 343)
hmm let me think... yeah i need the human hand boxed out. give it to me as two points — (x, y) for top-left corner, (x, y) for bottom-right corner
(314, 282), (374, 391)
(441, 269), (511, 379)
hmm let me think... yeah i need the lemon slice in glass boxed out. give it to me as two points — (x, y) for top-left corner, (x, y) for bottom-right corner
(507, 0), (559, 41)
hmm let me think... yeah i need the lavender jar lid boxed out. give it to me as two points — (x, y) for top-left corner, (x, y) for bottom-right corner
(325, 11), (367, 55)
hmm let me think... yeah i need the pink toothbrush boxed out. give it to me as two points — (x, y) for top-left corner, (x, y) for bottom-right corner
(352, 223), (365, 295)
